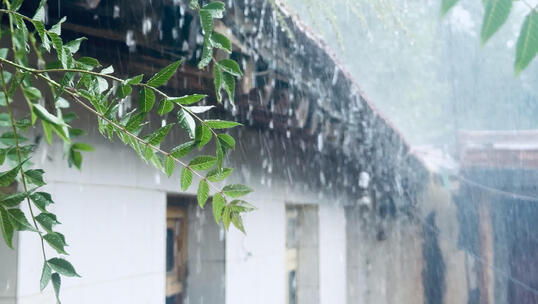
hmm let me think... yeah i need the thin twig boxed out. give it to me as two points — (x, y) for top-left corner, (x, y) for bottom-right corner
(0, 64), (47, 261)
(0, 56), (227, 195)
(0, 58), (219, 138)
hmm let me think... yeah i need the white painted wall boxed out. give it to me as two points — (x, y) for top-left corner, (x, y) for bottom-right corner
(319, 203), (346, 304)
(14, 140), (169, 304)
(16, 182), (166, 304)
(225, 197), (286, 304)
(0, 236), (17, 304)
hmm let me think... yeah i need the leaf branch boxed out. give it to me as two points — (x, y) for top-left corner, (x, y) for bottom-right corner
(0, 57), (229, 196)
(0, 64), (47, 261)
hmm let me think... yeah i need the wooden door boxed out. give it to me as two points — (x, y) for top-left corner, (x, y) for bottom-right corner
(166, 207), (188, 304)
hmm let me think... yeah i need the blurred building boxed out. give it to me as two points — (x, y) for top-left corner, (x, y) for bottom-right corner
(456, 130), (538, 304)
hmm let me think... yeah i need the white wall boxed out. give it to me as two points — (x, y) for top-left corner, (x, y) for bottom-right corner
(319, 203), (346, 304)
(16, 182), (166, 304)
(0, 236), (17, 304)
(225, 197), (286, 304)
(14, 139), (168, 304)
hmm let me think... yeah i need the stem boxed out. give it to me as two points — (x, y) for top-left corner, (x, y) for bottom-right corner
(22, 69), (226, 196)
(0, 30), (227, 195)
(63, 87), (226, 195)
(0, 64), (47, 262)
(44, 68), (219, 137)
(0, 57), (219, 138)
(0, 7), (221, 136)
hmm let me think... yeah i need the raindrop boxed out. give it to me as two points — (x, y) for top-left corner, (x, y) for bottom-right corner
(113, 5), (120, 19)
(142, 17), (152, 36)
(317, 133), (324, 151)
(125, 30), (136, 52)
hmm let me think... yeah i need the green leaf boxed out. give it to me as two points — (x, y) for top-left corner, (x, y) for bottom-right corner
(22, 86), (42, 102)
(125, 112), (147, 132)
(177, 109), (196, 139)
(48, 32), (64, 68)
(515, 11), (538, 74)
(64, 37), (87, 54)
(48, 258), (80, 277)
(0, 162), (23, 187)
(214, 65), (223, 103)
(117, 83), (132, 99)
(165, 156), (175, 177)
(210, 32), (232, 53)
(33, 104), (65, 126)
(197, 180), (210, 208)
(44, 233), (68, 255)
(0, 149), (6, 166)
(222, 205), (232, 230)
(195, 125), (212, 148)
(25, 169), (45, 187)
(36, 213), (60, 233)
(186, 105), (215, 114)
(157, 99), (174, 115)
(222, 71), (235, 103)
(72, 142), (95, 151)
(218, 59), (242, 77)
(1, 192), (28, 207)
(206, 168), (233, 182)
(146, 124), (174, 146)
(231, 212), (246, 234)
(30, 192), (53, 213)
(77, 57), (100, 67)
(126, 74), (144, 85)
(40, 262), (52, 291)
(198, 37), (213, 69)
(481, 0), (512, 44)
(212, 193), (226, 223)
(50, 16), (66, 35)
(7, 208), (37, 232)
(203, 1), (226, 18)
(100, 65), (114, 75)
(189, 156), (217, 171)
(440, 0), (459, 16)
(11, 0), (24, 11)
(0, 113), (9, 127)
(170, 141), (196, 158)
(205, 120), (242, 129)
(170, 94), (207, 105)
(139, 87), (156, 112)
(142, 144), (155, 161)
(222, 184), (253, 198)
(218, 133), (235, 150)
(230, 199), (256, 212)
(32, 0), (46, 22)
(51, 273), (61, 303)
(147, 60), (183, 88)
(32, 20), (50, 52)
(0, 207), (14, 248)
(56, 97), (70, 109)
(68, 148), (82, 169)
(180, 167), (193, 191)
(199, 9), (214, 36)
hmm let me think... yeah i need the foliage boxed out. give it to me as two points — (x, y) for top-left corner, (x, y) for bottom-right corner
(0, 0), (253, 302)
(442, 0), (537, 74)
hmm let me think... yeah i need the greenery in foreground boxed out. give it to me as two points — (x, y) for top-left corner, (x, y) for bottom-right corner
(0, 0), (254, 302)
(442, 0), (537, 74)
